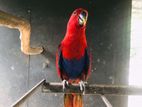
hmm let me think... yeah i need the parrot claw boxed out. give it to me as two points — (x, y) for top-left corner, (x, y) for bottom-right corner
(79, 81), (86, 94)
(62, 80), (69, 92)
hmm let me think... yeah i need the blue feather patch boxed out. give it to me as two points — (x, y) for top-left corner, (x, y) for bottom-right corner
(62, 57), (85, 79)
(58, 49), (89, 79)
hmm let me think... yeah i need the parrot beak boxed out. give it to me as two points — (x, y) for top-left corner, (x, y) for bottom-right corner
(78, 10), (88, 26)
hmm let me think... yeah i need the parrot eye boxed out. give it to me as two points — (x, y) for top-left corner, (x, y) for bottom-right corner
(73, 11), (77, 15)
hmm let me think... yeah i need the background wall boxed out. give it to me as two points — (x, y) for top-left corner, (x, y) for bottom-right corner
(0, 0), (131, 107)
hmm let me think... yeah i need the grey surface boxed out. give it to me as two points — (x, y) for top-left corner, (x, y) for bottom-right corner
(0, 0), (131, 107)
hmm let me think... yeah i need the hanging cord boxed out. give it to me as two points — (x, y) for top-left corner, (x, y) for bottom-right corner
(26, 8), (32, 107)
(27, 8), (31, 89)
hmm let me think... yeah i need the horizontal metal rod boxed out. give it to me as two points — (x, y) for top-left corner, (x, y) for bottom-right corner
(42, 82), (142, 95)
(11, 81), (142, 107)
(12, 79), (46, 107)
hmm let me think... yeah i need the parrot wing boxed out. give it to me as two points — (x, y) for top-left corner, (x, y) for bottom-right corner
(56, 44), (63, 79)
(56, 44), (91, 80)
(83, 49), (91, 80)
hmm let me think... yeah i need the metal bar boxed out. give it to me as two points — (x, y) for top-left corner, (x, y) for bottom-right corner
(100, 95), (113, 107)
(42, 82), (142, 95)
(12, 79), (45, 107)
(11, 81), (142, 107)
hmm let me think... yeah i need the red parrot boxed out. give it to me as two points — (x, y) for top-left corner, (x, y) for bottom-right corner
(56, 8), (91, 107)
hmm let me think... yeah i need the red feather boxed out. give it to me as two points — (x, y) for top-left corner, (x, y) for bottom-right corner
(56, 8), (91, 80)
(61, 8), (88, 59)
(56, 8), (91, 107)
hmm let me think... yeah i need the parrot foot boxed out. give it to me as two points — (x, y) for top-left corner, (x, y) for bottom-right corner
(79, 81), (86, 94)
(62, 80), (69, 92)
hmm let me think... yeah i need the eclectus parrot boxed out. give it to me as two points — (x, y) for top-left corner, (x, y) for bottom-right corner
(56, 8), (91, 107)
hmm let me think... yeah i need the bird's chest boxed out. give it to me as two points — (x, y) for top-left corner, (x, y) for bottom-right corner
(62, 41), (86, 59)
(62, 56), (85, 79)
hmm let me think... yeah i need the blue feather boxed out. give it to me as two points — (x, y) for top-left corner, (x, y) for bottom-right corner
(58, 49), (89, 79)
(62, 56), (85, 79)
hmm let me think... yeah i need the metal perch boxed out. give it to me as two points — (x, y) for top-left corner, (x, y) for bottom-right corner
(42, 82), (142, 95)
(12, 80), (142, 107)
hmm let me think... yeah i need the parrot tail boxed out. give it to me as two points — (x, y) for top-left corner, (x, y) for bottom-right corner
(64, 94), (83, 107)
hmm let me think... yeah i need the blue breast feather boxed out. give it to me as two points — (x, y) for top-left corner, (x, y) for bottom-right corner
(58, 49), (89, 79)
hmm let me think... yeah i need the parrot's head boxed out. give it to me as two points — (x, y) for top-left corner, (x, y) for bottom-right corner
(62, 8), (88, 59)
(67, 8), (88, 31)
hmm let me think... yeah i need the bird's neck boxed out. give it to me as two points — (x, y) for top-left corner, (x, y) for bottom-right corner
(62, 28), (87, 59)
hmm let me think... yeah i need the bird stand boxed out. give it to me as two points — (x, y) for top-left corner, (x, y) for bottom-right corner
(12, 79), (142, 107)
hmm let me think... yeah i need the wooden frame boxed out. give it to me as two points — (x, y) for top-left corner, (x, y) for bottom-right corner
(0, 10), (43, 55)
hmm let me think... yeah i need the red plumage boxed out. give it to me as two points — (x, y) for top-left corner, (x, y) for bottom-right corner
(61, 8), (88, 59)
(56, 8), (91, 107)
